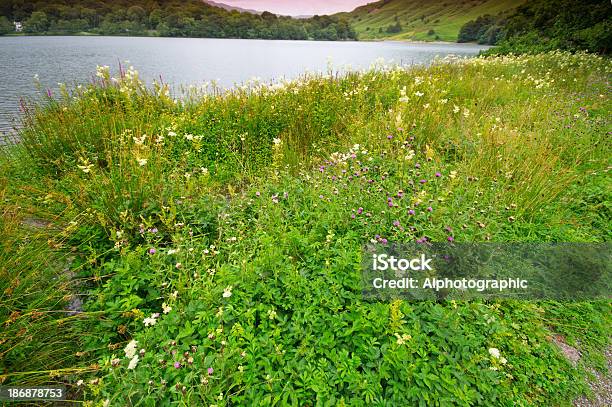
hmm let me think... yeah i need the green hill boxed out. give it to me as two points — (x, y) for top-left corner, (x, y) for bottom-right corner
(338, 0), (525, 42)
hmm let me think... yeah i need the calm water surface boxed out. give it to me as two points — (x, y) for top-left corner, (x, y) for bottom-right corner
(0, 36), (488, 136)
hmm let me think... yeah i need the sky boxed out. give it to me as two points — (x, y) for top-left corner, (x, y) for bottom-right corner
(217, 1), (372, 16)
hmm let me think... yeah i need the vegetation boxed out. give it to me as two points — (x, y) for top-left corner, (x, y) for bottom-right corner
(0, 0), (356, 40)
(337, 0), (524, 42)
(465, 0), (612, 54)
(1, 51), (610, 404)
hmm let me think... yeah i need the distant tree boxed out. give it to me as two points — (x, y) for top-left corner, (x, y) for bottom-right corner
(386, 22), (402, 34)
(24, 11), (49, 33)
(0, 16), (13, 35)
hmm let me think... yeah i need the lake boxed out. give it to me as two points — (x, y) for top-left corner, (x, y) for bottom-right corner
(0, 36), (489, 137)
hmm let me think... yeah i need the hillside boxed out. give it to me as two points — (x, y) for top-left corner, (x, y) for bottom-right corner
(338, 0), (525, 42)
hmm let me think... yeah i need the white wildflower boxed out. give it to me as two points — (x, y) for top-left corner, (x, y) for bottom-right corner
(137, 158), (148, 167)
(162, 302), (172, 314)
(127, 355), (139, 370)
(222, 286), (233, 298)
(124, 340), (138, 359)
(143, 313), (159, 327)
(488, 347), (501, 359)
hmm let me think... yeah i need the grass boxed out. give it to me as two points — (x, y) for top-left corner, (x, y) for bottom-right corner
(0, 51), (610, 405)
(337, 0), (524, 42)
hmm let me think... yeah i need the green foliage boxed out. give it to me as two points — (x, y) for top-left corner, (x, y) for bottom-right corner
(463, 0), (612, 54)
(0, 52), (610, 404)
(0, 15), (12, 34)
(0, 0), (357, 40)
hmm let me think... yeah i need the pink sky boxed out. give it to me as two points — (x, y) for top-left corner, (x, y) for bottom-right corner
(218, 1), (372, 16)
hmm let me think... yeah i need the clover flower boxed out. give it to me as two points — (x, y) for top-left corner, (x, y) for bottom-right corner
(208, 367), (214, 375)
(174, 361), (181, 369)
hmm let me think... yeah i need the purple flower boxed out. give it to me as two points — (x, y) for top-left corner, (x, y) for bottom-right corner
(208, 367), (214, 375)
(387, 135), (393, 140)
(445, 226), (452, 232)
(375, 234), (381, 240)
(427, 207), (433, 212)
(149, 248), (156, 255)
(420, 179), (427, 184)
(397, 190), (404, 198)
(174, 362), (181, 369)
(381, 238), (388, 245)
(357, 207), (363, 214)
(150, 228), (158, 234)
(408, 209), (415, 215)
(415, 163), (421, 169)
(447, 236), (454, 242)
(393, 220), (400, 227)
(319, 195), (324, 199)
(351, 214), (356, 219)
(435, 172), (442, 177)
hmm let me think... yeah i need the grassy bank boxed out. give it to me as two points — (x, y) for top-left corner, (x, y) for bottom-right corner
(0, 52), (610, 405)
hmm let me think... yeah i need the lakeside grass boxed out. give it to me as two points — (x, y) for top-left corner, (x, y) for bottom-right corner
(0, 51), (610, 405)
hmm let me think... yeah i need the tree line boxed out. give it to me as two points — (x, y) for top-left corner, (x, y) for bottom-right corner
(458, 0), (611, 54)
(0, 0), (358, 40)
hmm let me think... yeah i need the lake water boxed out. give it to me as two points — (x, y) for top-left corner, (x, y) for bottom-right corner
(0, 36), (488, 137)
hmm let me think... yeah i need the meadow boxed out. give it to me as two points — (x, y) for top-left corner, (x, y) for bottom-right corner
(0, 51), (610, 405)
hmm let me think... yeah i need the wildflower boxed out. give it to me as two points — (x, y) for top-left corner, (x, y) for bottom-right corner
(133, 135), (146, 145)
(137, 158), (148, 167)
(273, 138), (282, 146)
(174, 361), (181, 369)
(435, 172), (442, 177)
(128, 355), (139, 370)
(76, 379), (84, 386)
(427, 207), (433, 212)
(395, 333), (412, 345)
(387, 135), (393, 140)
(414, 91), (424, 97)
(268, 309), (277, 320)
(447, 236), (454, 242)
(111, 358), (121, 367)
(488, 348), (501, 359)
(124, 340), (138, 359)
(420, 179), (427, 184)
(238, 365), (244, 373)
(149, 248), (156, 255)
(449, 170), (457, 179)
(453, 105), (460, 114)
(143, 313), (159, 327)
(208, 367), (214, 375)
(393, 220), (401, 227)
(201, 167), (209, 175)
(175, 262), (182, 269)
(255, 191), (261, 197)
(271, 194), (279, 204)
(408, 209), (415, 215)
(357, 207), (364, 214)
(222, 286), (233, 298)
(168, 249), (179, 255)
